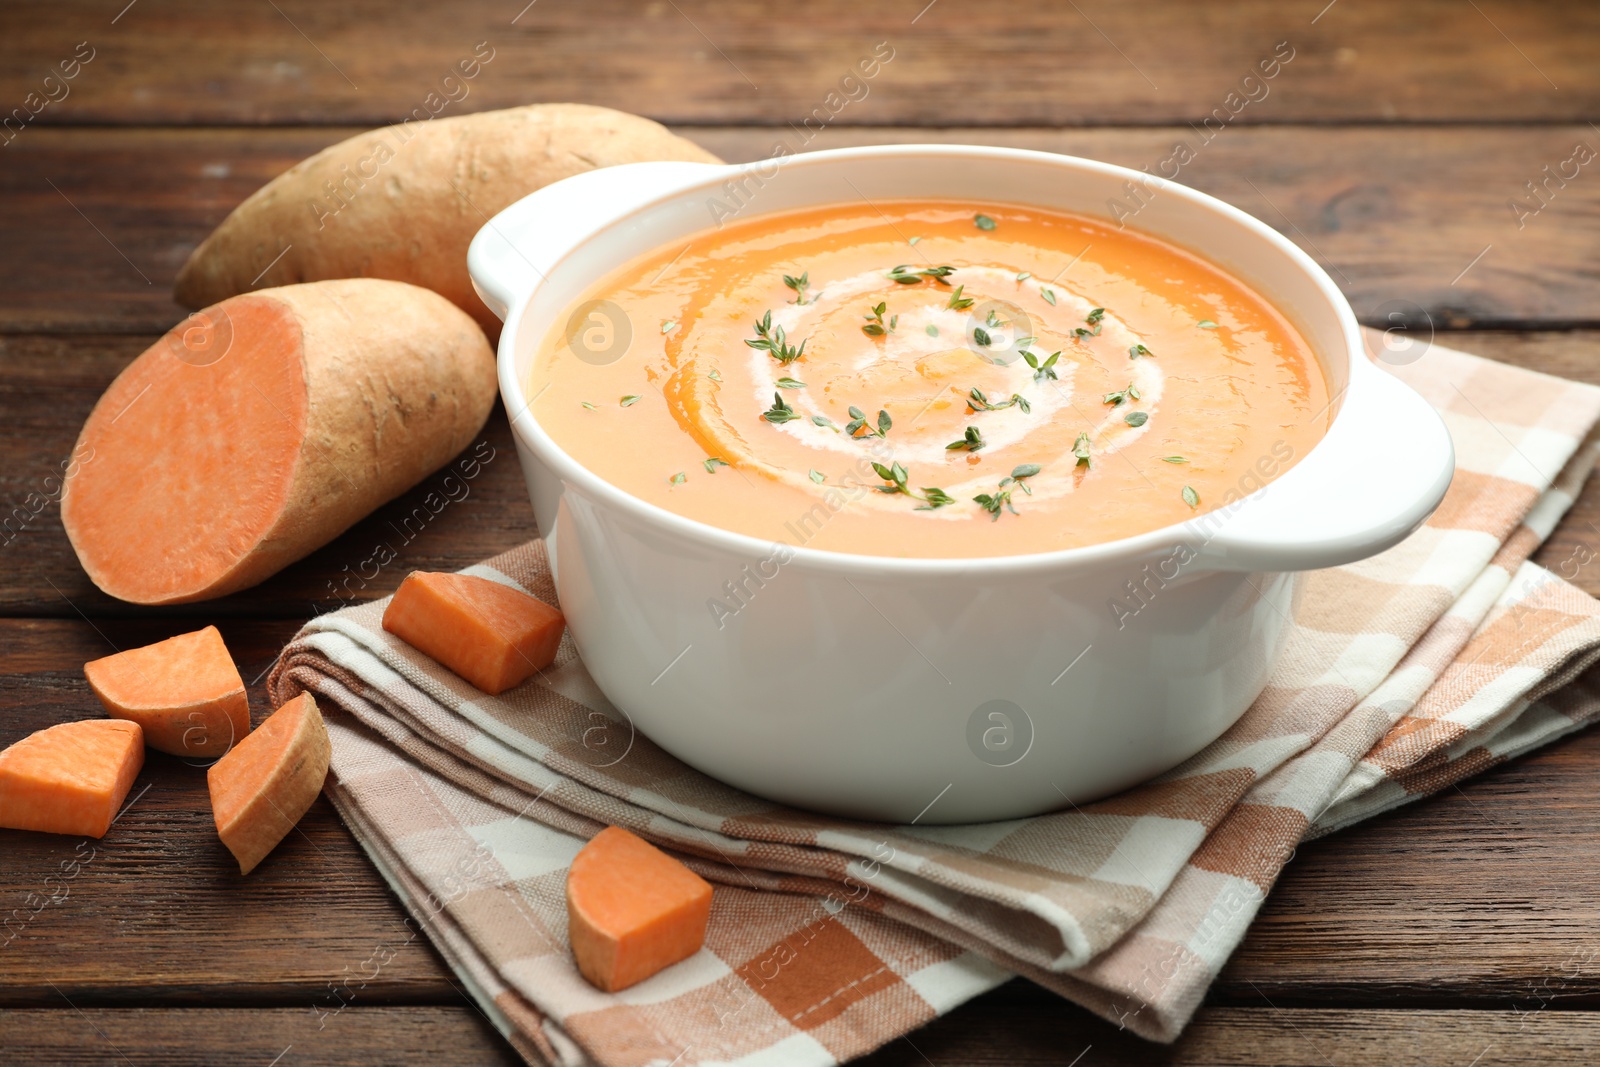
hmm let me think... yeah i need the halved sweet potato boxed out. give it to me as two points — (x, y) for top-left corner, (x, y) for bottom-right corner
(61, 279), (496, 605)
(0, 719), (144, 838)
(207, 692), (330, 875)
(566, 826), (713, 992)
(84, 625), (249, 758)
(382, 571), (565, 695)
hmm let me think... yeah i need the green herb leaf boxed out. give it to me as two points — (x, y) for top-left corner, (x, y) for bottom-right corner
(1124, 411), (1149, 427)
(812, 414), (840, 431)
(947, 284), (975, 311)
(974, 213), (997, 231)
(1023, 349), (1061, 382)
(809, 469), (826, 484)
(966, 387), (1032, 414)
(946, 425), (985, 452)
(917, 486), (956, 510)
(1182, 485), (1200, 508)
(762, 392), (800, 424)
(745, 310), (808, 364)
(775, 376), (806, 389)
(1197, 320), (1218, 329)
(783, 271), (811, 305)
(1086, 308), (1105, 326)
(878, 409), (893, 436)
(908, 235), (922, 245)
(580, 401), (597, 410)
(862, 301), (892, 337)
(926, 324), (940, 337)
(661, 320), (678, 335)
(1041, 287), (1058, 306)
(887, 264), (957, 285)
(704, 457), (730, 473)
(1129, 344), (1154, 359)
(1011, 463), (1042, 480)
(1163, 455), (1187, 464)
(670, 472), (687, 485)
(973, 327), (992, 347)
(1103, 382), (1141, 406)
(1072, 432), (1092, 468)
(620, 394), (642, 407)
(1016, 271), (1032, 282)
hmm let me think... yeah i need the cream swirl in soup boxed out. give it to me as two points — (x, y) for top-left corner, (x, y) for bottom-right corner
(528, 200), (1331, 558)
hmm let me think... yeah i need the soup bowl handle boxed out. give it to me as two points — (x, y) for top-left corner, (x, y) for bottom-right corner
(467, 161), (727, 324)
(1192, 355), (1455, 573)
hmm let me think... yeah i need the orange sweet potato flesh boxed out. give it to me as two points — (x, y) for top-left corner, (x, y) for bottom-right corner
(60, 279), (496, 605)
(0, 719), (143, 838)
(207, 691), (331, 875)
(565, 826), (714, 992)
(382, 571), (566, 695)
(84, 625), (250, 758)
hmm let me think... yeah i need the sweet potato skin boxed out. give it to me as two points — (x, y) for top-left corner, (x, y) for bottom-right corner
(173, 103), (722, 332)
(61, 279), (497, 604)
(207, 692), (331, 875)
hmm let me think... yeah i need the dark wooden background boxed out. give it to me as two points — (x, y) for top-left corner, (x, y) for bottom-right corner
(4, 2), (1600, 1063)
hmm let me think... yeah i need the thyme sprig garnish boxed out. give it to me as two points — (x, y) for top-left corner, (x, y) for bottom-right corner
(966, 387), (1031, 414)
(811, 414), (840, 432)
(873, 462), (955, 510)
(887, 264), (957, 285)
(1129, 343), (1154, 359)
(704, 457), (730, 473)
(1182, 485), (1200, 508)
(783, 271), (812, 304)
(846, 405), (892, 439)
(1072, 307), (1105, 340)
(1103, 382), (1141, 405)
(761, 392), (800, 424)
(775, 376), (806, 389)
(946, 425), (985, 452)
(1041, 287), (1058, 306)
(862, 302), (897, 337)
(1124, 411), (1149, 427)
(745, 311), (807, 364)
(973, 464), (1041, 520)
(947, 285), (974, 311)
(1073, 432), (1092, 467)
(1023, 349), (1061, 382)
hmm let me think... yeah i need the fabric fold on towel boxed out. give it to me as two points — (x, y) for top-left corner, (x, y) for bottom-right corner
(271, 334), (1600, 1063)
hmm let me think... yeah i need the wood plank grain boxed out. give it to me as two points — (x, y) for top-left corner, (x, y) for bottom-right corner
(6, 330), (1599, 618)
(0, 1007), (522, 1066)
(4, 126), (1599, 334)
(0, 335), (532, 619)
(3, 1003), (1596, 1066)
(1, 1), (1595, 127)
(0, 619), (459, 1006)
(856, 999), (1600, 1066)
(1, 615), (1598, 1009)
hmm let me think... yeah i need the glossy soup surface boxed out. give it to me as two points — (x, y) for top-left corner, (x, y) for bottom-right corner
(528, 200), (1331, 558)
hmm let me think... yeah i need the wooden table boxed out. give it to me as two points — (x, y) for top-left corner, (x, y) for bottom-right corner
(4, 3), (1600, 1063)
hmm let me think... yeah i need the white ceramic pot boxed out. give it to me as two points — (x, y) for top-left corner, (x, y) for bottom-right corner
(468, 145), (1453, 824)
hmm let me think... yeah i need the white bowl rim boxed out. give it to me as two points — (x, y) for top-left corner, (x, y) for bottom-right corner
(492, 143), (1381, 578)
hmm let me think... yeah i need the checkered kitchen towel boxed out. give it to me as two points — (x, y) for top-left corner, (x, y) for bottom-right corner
(270, 331), (1600, 1062)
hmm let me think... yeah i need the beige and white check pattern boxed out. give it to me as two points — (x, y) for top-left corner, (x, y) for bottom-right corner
(270, 332), (1600, 1063)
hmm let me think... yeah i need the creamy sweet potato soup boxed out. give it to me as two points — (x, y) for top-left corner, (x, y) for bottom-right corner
(528, 200), (1330, 558)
